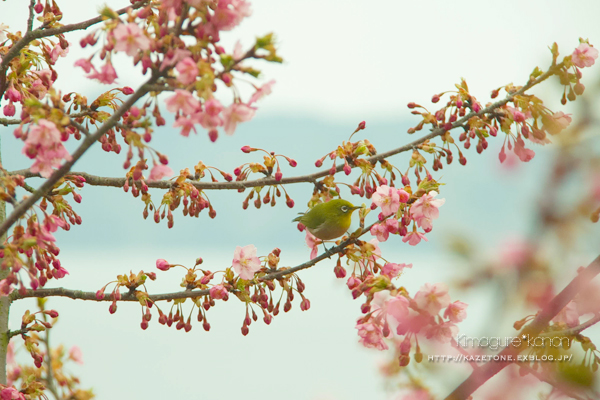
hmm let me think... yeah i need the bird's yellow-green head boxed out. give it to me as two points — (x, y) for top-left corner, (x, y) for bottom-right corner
(292, 199), (361, 240)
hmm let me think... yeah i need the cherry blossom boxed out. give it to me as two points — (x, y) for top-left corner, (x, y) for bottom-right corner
(305, 231), (319, 260)
(222, 103), (255, 135)
(424, 321), (458, 343)
(386, 295), (410, 322)
(443, 301), (468, 323)
(249, 80), (275, 104)
(68, 346), (84, 365)
(401, 230), (428, 246)
(175, 57), (199, 85)
(173, 115), (199, 137)
(381, 262), (411, 278)
(165, 90), (200, 115)
(372, 185), (409, 215)
(197, 98), (224, 129)
(148, 164), (174, 181)
(113, 23), (150, 57)
(209, 284), (228, 300)
(232, 244), (261, 280)
(414, 282), (451, 315)
(356, 322), (388, 350)
(410, 190), (445, 225)
(86, 62), (117, 84)
(571, 43), (599, 68)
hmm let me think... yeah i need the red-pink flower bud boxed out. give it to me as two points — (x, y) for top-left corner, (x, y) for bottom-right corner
(121, 86), (134, 95)
(156, 259), (170, 271)
(288, 159), (297, 167)
(407, 102), (417, 109)
(357, 121), (366, 130)
(208, 129), (218, 142)
(46, 309), (59, 318)
(241, 145), (253, 153)
(275, 168), (282, 181)
(334, 265), (346, 278)
(286, 198), (294, 208)
(300, 298), (311, 311)
(3, 103), (15, 117)
(241, 325), (249, 335)
(96, 289), (105, 300)
(109, 303), (117, 314)
(431, 94), (440, 103)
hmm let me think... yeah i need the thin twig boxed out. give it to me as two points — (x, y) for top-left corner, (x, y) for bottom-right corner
(26, 0), (36, 33)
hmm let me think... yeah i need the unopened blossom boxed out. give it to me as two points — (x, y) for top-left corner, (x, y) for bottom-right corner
(424, 321), (458, 344)
(401, 230), (428, 246)
(87, 62), (117, 84)
(414, 282), (451, 315)
(175, 57), (199, 85)
(148, 164), (173, 181)
(113, 23), (150, 57)
(572, 43), (599, 68)
(68, 346), (84, 364)
(443, 301), (468, 323)
(249, 80), (275, 104)
(381, 262), (411, 279)
(156, 259), (171, 271)
(552, 301), (580, 327)
(356, 322), (388, 351)
(222, 103), (255, 135)
(372, 185), (409, 215)
(232, 244), (261, 280)
(305, 231), (319, 259)
(165, 90), (200, 115)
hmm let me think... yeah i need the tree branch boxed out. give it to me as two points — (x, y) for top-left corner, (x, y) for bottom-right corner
(7, 68), (555, 195)
(0, 1), (148, 97)
(0, 72), (160, 239)
(539, 313), (600, 338)
(9, 222), (375, 303)
(444, 254), (600, 400)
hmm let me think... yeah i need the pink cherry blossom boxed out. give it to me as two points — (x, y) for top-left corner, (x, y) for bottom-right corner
(74, 58), (93, 73)
(572, 43), (599, 68)
(443, 301), (468, 323)
(197, 98), (224, 129)
(410, 190), (445, 223)
(148, 164), (174, 181)
(552, 301), (580, 327)
(165, 90), (200, 115)
(222, 103), (255, 135)
(0, 387), (25, 400)
(305, 231), (320, 259)
(49, 43), (69, 64)
(249, 80), (275, 104)
(414, 282), (451, 315)
(113, 23), (150, 57)
(86, 62), (117, 84)
(175, 57), (199, 85)
(370, 222), (389, 242)
(232, 244), (261, 280)
(25, 119), (61, 147)
(160, 48), (192, 70)
(173, 115), (199, 137)
(356, 322), (388, 351)
(210, 0), (252, 32)
(401, 230), (428, 246)
(381, 262), (412, 278)
(209, 284), (228, 300)
(424, 321), (458, 344)
(386, 295), (410, 322)
(68, 346), (84, 364)
(513, 136), (535, 162)
(372, 185), (409, 215)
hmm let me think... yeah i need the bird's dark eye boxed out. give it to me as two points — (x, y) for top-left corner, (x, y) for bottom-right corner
(341, 206), (349, 213)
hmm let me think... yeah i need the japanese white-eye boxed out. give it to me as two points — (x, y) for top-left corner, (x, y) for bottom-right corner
(293, 199), (361, 240)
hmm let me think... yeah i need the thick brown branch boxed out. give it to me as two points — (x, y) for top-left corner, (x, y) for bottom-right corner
(445, 254), (600, 400)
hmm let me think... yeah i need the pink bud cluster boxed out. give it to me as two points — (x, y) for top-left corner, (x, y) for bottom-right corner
(235, 146), (297, 209)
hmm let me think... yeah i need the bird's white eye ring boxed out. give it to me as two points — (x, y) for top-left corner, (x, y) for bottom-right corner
(341, 206), (349, 212)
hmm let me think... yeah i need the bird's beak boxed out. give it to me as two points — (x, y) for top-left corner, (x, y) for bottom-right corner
(350, 206), (362, 211)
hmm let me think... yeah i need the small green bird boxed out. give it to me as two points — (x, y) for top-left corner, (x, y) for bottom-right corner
(293, 199), (362, 240)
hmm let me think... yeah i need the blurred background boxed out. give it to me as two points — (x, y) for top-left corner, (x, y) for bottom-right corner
(1, 0), (600, 398)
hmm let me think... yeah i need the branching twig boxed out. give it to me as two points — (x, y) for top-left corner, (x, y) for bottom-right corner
(444, 254), (600, 400)
(539, 313), (600, 338)
(0, 72), (160, 238)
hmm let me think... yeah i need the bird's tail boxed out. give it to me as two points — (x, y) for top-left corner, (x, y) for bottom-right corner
(292, 213), (304, 223)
